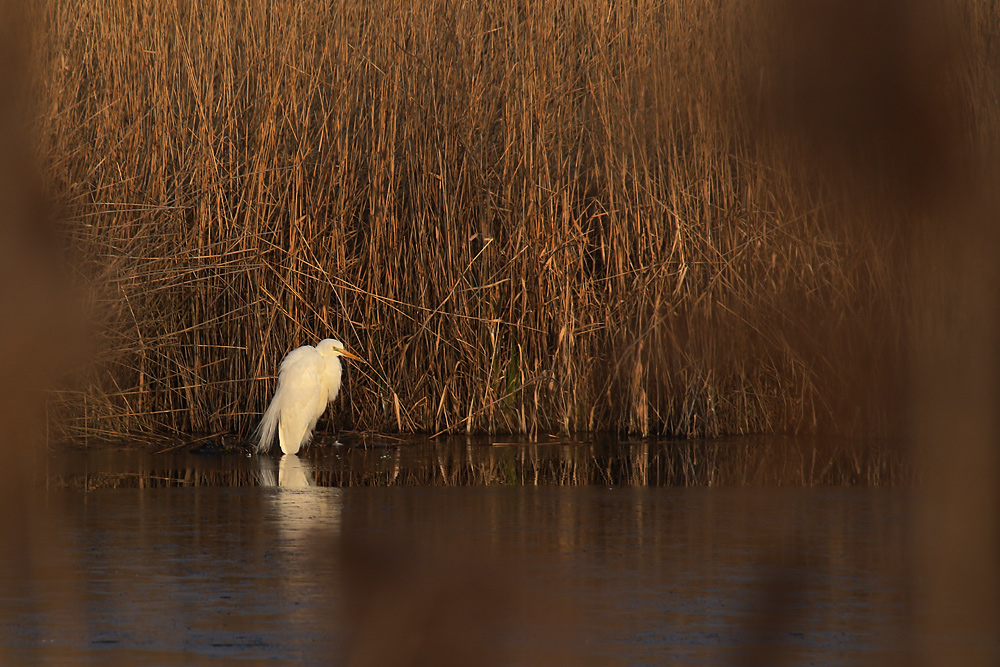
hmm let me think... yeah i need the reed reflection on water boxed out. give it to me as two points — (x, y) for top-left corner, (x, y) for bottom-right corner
(47, 434), (905, 491)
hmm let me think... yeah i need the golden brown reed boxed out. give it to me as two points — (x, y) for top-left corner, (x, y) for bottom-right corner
(746, 1), (1000, 664)
(0, 1), (90, 660)
(27, 0), (991, 446)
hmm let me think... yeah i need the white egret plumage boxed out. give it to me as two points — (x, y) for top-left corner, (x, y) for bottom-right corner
(253, 339), (362, 455)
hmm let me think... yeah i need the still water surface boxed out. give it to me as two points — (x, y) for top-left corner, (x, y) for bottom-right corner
(5, 438), (910, 665)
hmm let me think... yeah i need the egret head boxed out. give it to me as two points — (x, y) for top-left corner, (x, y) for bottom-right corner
(316, 338), (364, 362)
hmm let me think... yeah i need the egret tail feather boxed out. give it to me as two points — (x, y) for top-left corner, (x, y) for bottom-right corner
(253, 396), (282, 454)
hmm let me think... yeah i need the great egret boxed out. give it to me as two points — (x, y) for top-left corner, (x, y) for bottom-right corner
(254, 339), (362, 455)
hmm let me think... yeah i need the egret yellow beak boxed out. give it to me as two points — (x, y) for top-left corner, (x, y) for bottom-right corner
(339, 348), (365, 363)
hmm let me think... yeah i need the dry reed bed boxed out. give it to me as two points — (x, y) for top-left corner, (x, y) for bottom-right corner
(34, 0), (978, 440)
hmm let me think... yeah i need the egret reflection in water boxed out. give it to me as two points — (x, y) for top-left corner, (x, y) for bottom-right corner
(256, 453), (316, 487)
(258, 454), (342, 549)
(279, 454), (315, 488)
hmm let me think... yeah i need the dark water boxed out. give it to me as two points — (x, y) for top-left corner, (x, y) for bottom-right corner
(2, 439), (911, 665)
